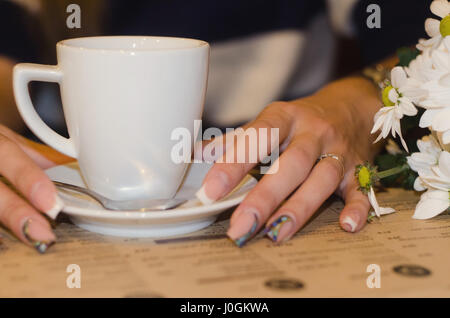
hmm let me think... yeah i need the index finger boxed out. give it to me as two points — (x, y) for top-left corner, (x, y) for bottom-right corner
(0, 134), (63, 219)
(196, 102), (295, 204)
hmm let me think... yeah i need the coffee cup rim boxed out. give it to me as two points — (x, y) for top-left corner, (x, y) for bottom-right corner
(57, 36), (209, 53)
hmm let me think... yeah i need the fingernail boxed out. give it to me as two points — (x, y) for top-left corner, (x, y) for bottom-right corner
(227, 209), (259, 247)
(31, 182), (64, 219)
(22, 219), (56, 254)
(196, 171), (229, 205)
(45, 194), (65, 219)
(265, 215), (295, 243)
(342, 216), (357, 232)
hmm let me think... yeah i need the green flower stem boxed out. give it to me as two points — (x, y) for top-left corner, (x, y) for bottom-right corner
(376, 164), (409, 179)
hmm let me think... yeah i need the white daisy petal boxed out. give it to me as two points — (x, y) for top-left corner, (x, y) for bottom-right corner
(391, 126), (397, 138)
(430, 0), (450, 19)
(388, 88), (399, 103)
(442, 130), (450, 144)
(430, 165), (450, 182)
(420, 80), (450, 107)
(392, 119), (408, 152)
(420, 109), (440, 128)
(398, 86), (427, 102)
(398, 98), (418, 116)
(408, 135), (442, 179)
(438, 151), (450, 178)
(414, 177), (427, 191)
(432, 50), (450, 71)
(368, 187), (395, 217)
(423, 188), (450, 200)
(413, 190), (449, 219)
(431, 108), (450, 131)
(374, 132), (383, 144)
(368, 187), (381, 217)
(394, 106), (404, 119)
(391, 66), (407, 88)
(417, 36), (442, 51)
(439, 73), (450, 86)
(371, 110), (386, 134)
(425, 18), (441, 37)
(420, 172), (450, 191)
(407, 153), (438, 172)
(443, 35), (450, 51)
(418, 135), (442, 155)
(399, 133), (409, 153)
(379, 207), (396, 215)
(381, 110), (394, 138)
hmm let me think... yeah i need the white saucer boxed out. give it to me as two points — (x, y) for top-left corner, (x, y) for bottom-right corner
(45, 162), (257, 238)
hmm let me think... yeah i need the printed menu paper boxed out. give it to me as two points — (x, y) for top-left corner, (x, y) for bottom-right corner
(1, 188), (449, 297)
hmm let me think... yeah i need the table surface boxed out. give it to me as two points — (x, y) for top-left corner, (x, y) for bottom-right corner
(1, 186), (449, 297)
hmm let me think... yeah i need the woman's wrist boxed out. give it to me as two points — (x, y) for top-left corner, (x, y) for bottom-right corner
(295, 75), (384, 157)
(306, 76), (382, 117)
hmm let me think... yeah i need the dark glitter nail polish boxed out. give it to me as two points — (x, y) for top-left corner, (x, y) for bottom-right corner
(232, 214), (258, 247)
(22, 219), (55, 254)
(266, 215), (293, 242)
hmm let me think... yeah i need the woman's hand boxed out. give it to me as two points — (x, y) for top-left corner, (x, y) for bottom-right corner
(0, 125), (73, 253)
(197, 76), (383, 246)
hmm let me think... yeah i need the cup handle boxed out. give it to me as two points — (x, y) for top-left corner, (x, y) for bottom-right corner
(13, 63), (77, 158)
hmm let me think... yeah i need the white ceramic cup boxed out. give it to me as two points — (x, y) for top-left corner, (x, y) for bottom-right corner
(14, 36), (209, 200)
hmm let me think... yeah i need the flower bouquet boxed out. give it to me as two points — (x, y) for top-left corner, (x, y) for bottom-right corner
(357, 0), (450, 220)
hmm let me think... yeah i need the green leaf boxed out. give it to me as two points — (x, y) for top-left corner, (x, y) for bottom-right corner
(396, 47), (420, 67)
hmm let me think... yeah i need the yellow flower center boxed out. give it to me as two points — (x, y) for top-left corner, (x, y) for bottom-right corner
(441, 15), (450, 37)
(358, 166), (371, 189)
(382, 85), (395, 107)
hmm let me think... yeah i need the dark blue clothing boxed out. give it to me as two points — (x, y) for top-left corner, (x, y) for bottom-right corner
(0, 0), (41, 62)
(104, 0), (323, 42)
(353, 0), (429, 64)
(0, 0), (430, 65)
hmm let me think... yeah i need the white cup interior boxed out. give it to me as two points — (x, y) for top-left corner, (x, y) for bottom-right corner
(59, 36), (207, 51)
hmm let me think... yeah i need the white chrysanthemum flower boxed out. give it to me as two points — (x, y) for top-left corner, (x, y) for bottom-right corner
(412, 37), (450, 88)
(407, 135), (442, 191)
(406, 50), (444, 83)
(410, 38), (450, 144)
(419, 107), (450, 144)
(418, 38), (450, 107)
(412, 151), (450, 219)
(417, 151), (450, 190)
(419, 85), (450, 145)
(360, 0), (450, 221)
(417, 0), (450, 51)
(371, 67), (426, 152)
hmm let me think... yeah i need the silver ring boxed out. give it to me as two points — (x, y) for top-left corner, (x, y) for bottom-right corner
(318, 154), (345, 179)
